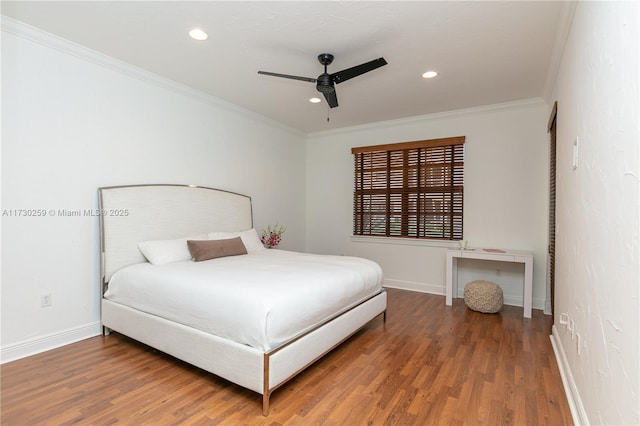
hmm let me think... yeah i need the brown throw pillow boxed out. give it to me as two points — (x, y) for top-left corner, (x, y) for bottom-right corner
(187, 237), (248, 262)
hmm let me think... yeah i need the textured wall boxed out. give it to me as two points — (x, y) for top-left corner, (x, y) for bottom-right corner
(549, 2), (639, 424)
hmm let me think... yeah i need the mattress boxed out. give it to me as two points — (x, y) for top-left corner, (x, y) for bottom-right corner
(104, 250), (384, 351)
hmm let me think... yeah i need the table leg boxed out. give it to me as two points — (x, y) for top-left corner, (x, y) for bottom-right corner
(523, 256), (533, 318)
(446, 252), (457, 306)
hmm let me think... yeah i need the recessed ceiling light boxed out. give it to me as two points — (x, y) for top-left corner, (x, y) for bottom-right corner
(188, 28), (208, 41)
(309, 97), (322, 104)
(422, 71), (438, 79)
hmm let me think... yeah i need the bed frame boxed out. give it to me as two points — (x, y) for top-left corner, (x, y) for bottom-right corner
(98, 184), (387, 415)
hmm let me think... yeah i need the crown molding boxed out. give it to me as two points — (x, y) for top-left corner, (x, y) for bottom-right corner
(307, 98), (547, 139)
(543, 1), (579, 105)
(0, 15), (305, 138)
(1, 14), (556, 141)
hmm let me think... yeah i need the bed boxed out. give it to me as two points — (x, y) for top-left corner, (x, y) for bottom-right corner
(98, 184), (387, 415)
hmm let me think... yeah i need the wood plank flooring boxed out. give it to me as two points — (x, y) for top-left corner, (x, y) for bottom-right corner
(1, 289), (573, 425)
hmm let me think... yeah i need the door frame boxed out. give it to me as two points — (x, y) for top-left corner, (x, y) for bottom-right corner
(546, 101), (558, 319)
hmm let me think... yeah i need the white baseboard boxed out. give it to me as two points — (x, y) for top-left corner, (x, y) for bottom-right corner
(385, 279), (547, 312)
(1, 322), (102, 364)
(383, 279), (444, 295)
(550, 326), (589, 425)
(500, 295), (546, 310)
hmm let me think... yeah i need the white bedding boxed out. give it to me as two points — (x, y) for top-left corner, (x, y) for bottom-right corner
(104, 250), (384, 351)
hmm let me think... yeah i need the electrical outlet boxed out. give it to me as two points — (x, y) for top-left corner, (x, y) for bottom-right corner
(40, 294), (52, 308)
(559, 313), (569, 325)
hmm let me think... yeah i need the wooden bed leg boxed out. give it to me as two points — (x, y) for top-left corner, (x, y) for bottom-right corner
(262, 353), (270, 416)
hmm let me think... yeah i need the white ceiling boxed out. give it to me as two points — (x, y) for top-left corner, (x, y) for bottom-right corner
(1, 1), (565, 133)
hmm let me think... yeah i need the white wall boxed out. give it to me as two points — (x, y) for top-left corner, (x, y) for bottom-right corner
(305, 100), (550, 309)
(548, 2), (639, 425)
(1, 21), (307, 361)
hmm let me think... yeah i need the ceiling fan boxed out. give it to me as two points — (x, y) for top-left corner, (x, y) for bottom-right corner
(258, 53), (387, 108)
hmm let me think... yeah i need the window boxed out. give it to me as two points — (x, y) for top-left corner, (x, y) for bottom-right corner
(352, 136), (465, 240)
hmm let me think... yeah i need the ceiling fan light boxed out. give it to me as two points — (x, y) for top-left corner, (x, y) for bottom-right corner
(309, 97), (322, 104)
(422, 70), (438, 79)
(188, 28), (208, 41)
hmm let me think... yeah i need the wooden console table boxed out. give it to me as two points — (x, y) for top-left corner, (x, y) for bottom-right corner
(445, 248), (534, 318)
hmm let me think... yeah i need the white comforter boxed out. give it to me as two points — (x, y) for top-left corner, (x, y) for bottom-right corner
(104, 250), (383, 351)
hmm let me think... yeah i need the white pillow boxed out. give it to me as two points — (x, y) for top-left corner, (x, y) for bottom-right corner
(138, 234), (208, 265)
(239, 228), (267, 252)
(208, 228), (266, 252)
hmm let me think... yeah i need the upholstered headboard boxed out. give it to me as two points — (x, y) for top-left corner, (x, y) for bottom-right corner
(99, 184), (252, 285)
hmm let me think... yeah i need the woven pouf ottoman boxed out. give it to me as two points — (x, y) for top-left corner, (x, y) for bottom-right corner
(464, 280), (503, 313)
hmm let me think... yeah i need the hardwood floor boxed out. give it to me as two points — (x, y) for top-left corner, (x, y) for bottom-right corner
(1, 289), (573, 425)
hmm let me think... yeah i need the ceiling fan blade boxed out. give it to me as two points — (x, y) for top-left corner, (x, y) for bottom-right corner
(323, 90), (339, 108)
(331, 57), (387, 84)
(257, 71), (316, 83)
